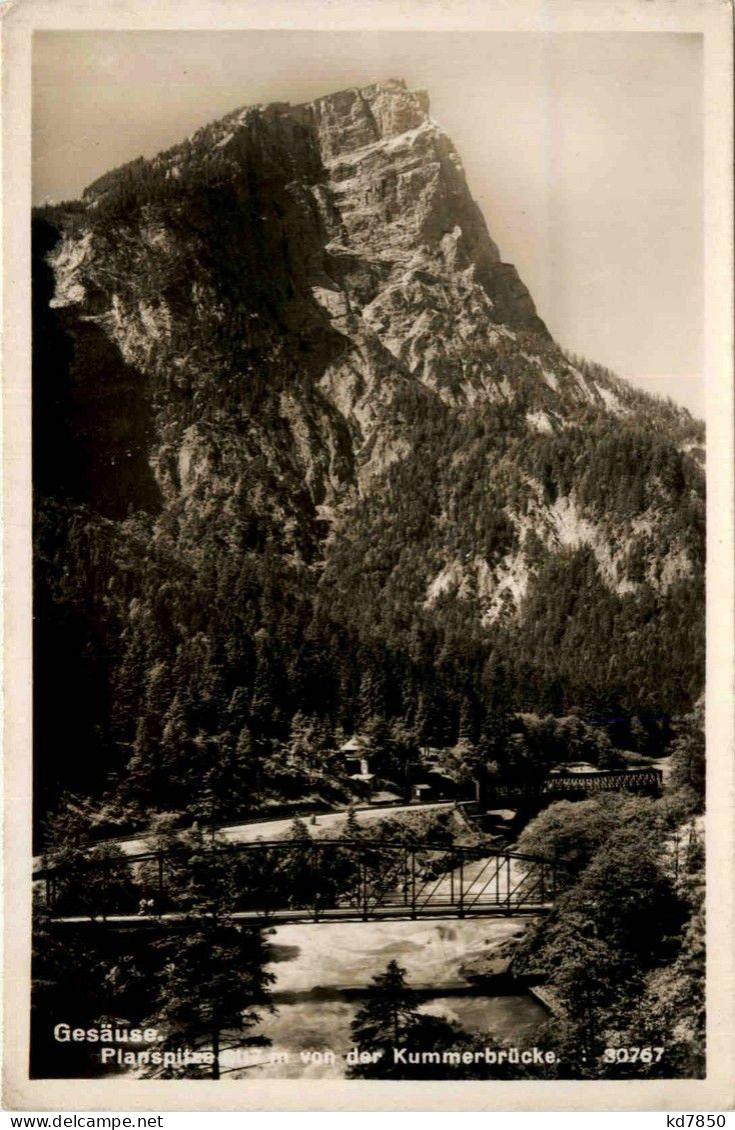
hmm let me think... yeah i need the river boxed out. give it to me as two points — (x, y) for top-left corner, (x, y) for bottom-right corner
(222, 917), (549, 1078)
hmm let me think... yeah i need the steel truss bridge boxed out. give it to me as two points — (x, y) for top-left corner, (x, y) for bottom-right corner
(39, 839), (557, 927)
(486, 767), (663, 807)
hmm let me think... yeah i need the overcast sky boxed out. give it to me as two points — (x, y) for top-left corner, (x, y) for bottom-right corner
(33, 31), (703, 415)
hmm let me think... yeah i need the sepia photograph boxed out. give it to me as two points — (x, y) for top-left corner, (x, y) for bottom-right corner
(3, 0), (734, 1113)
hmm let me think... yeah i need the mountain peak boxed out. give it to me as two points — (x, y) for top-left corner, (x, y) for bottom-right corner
(33, 78), (705, 840)
(68, 79), (549, 342)
(304, 79), (431, 159)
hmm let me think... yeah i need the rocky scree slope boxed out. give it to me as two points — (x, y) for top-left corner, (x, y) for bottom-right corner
(33, 80), (704, 820)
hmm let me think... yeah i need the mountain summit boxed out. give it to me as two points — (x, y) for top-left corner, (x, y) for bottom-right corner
(33, 80), (704, 822)
(85, 77), (548, 341)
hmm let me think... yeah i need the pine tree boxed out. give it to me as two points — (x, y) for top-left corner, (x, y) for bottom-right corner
(42, 796), (137, 919)
(343, 805), (362, 840)
(669, 707), (705, 812)
(349, 960), (420, 1061)
(279, 816), (324, 911)
(287, 816), (311, 841)
(346, 959), (474, 1079)
(148, 830), (274, 1079)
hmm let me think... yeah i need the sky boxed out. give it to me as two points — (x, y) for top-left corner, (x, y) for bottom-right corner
(32, 31), (703, 415)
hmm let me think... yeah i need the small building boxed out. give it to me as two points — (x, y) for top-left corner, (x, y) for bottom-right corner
(348, 772), (376, 799)
(411, 783), (433, 803)
(340, 735), (373, 778)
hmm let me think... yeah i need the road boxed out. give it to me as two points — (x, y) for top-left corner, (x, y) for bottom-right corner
(35, 801), (459, 869)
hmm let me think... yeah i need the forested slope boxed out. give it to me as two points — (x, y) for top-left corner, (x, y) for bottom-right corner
(33, 80), (704, 839)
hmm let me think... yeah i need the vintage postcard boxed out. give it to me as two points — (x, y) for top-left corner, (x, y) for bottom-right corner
(3, 0), (733, 1112)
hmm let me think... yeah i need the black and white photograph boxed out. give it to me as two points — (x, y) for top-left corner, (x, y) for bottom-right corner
(3, 0), (734, 1112)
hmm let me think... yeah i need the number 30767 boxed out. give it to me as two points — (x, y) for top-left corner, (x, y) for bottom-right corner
(602, 1046), (664, 1063)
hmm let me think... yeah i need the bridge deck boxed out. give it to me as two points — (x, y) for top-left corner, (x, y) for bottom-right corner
(47, 902), (553, 928)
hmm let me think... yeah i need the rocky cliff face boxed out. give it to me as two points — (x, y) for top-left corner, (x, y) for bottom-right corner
(33, 80), (705, 823)
(45, 82), (546, 536)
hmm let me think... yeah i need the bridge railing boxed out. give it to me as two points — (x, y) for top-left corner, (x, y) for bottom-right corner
(39, 839), (556, 923)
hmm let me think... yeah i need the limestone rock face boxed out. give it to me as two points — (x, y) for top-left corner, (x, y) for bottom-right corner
(36, 78), (704, 628)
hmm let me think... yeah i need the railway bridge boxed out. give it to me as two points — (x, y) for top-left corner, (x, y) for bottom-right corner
(484, 766), (663, 808)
